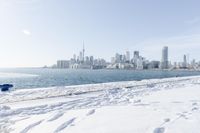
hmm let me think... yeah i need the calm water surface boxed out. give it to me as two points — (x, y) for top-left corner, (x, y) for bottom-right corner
(0, 68), (200, 89)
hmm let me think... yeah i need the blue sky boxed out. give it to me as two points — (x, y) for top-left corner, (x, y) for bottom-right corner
(0, 0), (200, 67)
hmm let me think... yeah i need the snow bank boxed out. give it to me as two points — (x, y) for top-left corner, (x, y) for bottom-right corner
(1, 76), (199, 104)
(1, 76), (200, 133)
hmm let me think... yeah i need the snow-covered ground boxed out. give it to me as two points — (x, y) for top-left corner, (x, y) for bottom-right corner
(1, 76), (200, 133)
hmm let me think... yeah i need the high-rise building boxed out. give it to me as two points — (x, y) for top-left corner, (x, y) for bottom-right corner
(161, 46), (168, 69)
(119, 55), (123, 63)
(111, 57), (115, 64)
(73, 54), (76, 61)
(136, 56), (144, 69)
(115, 53), (120, 63)
(133, 51), (139, 67)
(85, 56), (90, 65)
(79, 51), (83, 62)
(57, 60), (70, 68)
(82, 41), (85, 62)
(90, 56), (94, 65)
(184, 55), (187, 63)
(126, 51), (130, 62)
(134, 51), (139, 59)
(183, 54), (187, 68)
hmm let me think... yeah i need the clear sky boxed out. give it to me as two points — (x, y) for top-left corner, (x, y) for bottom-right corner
(0, 0), (200, 67)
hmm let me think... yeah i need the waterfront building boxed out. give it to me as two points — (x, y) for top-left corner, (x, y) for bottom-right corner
(136, 58), (144, 69)
(134, 51), (139, 59)
(191, 59), (196, 67)
(111, 57), (115, 64)
(160, 46), (168, 69)
(119, 55), (123, 63)
(115, 53), (121, 63)
(85, 56), (90, 65)
(126, 51), (130, 62)
(82, 42), (85, 62)
(147, 61), (160, 69)
(122, 55), (126, 63)
(57, 60), (70, 68)
(173, 62), (177, 69)
(73, 54), (76, 62)
(79, 52), (83, 62)
(136, 56), (144, 69)
(90, 56), (94, 65)
(133, 51), (140, 67)
(183, 54), (187, 68)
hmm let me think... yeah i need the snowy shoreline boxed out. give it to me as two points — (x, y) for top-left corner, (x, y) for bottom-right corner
(1, 75), (199, 104)
(1, 76), (200, 133)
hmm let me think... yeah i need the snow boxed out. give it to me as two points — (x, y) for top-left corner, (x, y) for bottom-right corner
(1, 76), (200, 133)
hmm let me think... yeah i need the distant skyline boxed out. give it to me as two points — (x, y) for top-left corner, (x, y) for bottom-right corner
(0, 0), (200, 67)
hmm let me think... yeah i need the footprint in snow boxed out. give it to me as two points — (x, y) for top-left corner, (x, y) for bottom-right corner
(134, 99), (141, 103)
(153, 127), (165, 133)
(54, 117), (76, 133)
(191, 102), (199, 111)
(20, 120), (43, 133)
(192, 102), (198, 106)
(48, 112), (64, 122)
(192, 107), (198, 111)
(176, 113), (188, 120)
(86, 109), (95, 116)
(163, 118), (170, 123)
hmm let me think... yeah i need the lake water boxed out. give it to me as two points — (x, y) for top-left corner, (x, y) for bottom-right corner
(0, 68), (200, 89)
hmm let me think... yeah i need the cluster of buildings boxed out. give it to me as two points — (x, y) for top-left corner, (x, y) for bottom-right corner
(159, 46), (200, 70)
(107, 50), (159, 69)
(51, 45), (200, 70)
(54, 44), (107, 69)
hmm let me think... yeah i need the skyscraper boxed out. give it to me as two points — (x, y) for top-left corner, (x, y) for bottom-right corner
(126, 51), (130, 62)
(161, 46), (168, 69)
(57, 60), (70, 68)
(79, 51), (83, 62)
(73, 54), (76, 61)
(183, 54), (187, 68)
(115, 53), (120, 63)
(90, 56), (94, 65)
(133, 51), (139, 67)
(83, 41), (85, 62)
(134, 51), (139, 59)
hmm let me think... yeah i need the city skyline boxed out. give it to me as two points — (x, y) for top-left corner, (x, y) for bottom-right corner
(1, 0), (200, 67)
(54, 45), (199, 70)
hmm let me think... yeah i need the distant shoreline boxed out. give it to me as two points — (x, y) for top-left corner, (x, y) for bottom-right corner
(1, 67), (200, 72)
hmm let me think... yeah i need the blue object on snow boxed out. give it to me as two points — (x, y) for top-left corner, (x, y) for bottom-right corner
(0, 84), (13, 92)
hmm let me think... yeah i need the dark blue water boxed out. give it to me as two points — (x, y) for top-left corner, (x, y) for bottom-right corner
(0, 68), (200, 89)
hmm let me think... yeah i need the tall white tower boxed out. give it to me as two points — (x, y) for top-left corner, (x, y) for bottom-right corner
(126, 51), (130, 62)
(161, 46), (168, 69)
(183, 54), (187, 68)
(83, 41), (85, 62)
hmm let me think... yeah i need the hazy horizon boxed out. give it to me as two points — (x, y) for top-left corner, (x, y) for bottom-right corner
(1, 0), (200, 67)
